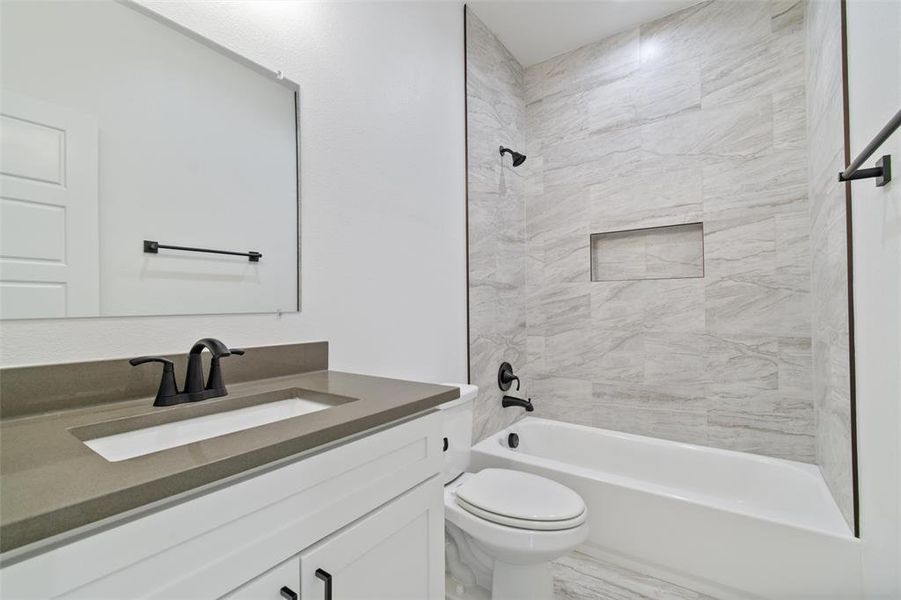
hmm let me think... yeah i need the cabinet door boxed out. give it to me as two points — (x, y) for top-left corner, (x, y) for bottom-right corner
(300, 476), (444, 600)
(221, 555), (300, 600)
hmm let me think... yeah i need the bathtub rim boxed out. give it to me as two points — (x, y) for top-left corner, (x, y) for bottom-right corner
(473, 417), (854, 541)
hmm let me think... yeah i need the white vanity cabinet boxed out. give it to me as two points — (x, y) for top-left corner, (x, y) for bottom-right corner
(222, 479), (444, 600)
(0, 413), (445, 600)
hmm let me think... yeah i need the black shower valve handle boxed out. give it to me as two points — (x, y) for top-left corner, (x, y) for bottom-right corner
(498, 362), (521, 391)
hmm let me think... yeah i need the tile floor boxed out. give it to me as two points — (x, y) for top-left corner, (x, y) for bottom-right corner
(552, 551), (719, 600)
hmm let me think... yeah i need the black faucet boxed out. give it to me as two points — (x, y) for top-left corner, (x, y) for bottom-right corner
(502, 395), (534, 412)
(130, 338), (244, 407)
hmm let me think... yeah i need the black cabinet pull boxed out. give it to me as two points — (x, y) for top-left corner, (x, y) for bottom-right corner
(279, 586), (298, 600)
(315, 568), (332, 600)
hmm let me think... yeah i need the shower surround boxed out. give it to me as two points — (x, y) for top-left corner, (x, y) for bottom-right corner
(524, 0), (812, 459)
(469, 0), (811, 453)
(467, 0), (854, 529)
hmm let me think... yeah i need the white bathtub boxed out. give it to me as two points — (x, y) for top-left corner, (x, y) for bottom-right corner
(470, 418), (861, 599)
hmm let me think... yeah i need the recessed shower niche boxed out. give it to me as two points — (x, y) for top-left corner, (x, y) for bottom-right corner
(590, 222), (704, 282)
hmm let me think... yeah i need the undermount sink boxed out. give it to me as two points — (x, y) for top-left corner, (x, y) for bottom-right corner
(82, 394), (339, 462)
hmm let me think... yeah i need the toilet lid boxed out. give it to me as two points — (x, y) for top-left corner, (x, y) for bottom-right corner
(455, 469), (585, 523)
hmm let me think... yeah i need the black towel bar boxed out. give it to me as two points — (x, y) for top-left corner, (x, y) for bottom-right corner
(143, 240), (262, 262)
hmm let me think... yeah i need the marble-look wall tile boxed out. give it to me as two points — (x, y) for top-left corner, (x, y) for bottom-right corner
(697, 95), (774, 158)
(637, 58), (701, 121)
(773, 84), (807, 149)
(589, 153), (704, 232)
(805, 0), (854, 529)
(514, 0), (816, 465)
(585, 74), (639, 134)
(639, 0), (771, 67)
(700, 24), (804, 108)
(466, 11), (527, 442)
(469, 0), (849, 476)
(529, 377), (594, 427)
(771, 0), (805, 34)
(592, 397), (710, 446)
(702, 148), (808, 217)
(707, 390), (815, 461)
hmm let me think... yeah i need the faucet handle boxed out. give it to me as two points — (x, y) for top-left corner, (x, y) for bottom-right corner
(129, 356), (180, 406)
(129, 356), (173, 368)
(205, 348), (245, 395)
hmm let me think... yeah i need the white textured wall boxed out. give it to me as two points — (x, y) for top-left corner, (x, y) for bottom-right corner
(806, 0), (855, 531)
(0, 1), (468, 385)
(846, 0), (901, 593)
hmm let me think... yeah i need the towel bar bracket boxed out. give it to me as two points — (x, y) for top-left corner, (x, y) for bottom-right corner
(838, 154), (892, 187)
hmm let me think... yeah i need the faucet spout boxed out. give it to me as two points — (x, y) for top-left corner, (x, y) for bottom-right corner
(502, 395), (534, 412)
(184, 338), (237, 397)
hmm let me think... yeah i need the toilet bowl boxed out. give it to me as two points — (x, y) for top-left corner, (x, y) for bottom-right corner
(438, 385), (589, 600)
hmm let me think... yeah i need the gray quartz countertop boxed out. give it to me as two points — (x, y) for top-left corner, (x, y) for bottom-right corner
(0, 370), (458, 555)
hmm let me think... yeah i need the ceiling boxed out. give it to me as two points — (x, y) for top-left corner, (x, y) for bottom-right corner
(467, 0), (701, 67)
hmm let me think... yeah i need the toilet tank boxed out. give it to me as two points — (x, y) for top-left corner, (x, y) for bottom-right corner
(437, 384), (477, 484)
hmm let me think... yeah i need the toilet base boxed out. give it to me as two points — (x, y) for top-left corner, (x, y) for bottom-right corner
(491, 561), (553, 600)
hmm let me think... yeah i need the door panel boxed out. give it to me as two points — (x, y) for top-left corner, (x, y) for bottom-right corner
(0, 91), (99, 317)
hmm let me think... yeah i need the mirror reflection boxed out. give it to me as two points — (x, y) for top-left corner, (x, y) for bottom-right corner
(0, 0), (300, 319)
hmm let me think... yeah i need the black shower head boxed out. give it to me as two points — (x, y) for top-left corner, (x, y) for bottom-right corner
(499, 146), (527, 167)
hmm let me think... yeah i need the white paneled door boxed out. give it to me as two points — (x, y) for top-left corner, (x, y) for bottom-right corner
(0, 91), (99, 318)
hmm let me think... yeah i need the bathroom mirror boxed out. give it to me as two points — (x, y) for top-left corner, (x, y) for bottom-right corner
(0, 0), (300, 319)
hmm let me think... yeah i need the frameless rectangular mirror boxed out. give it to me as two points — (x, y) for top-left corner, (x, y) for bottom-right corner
(0, 0), (300, 319)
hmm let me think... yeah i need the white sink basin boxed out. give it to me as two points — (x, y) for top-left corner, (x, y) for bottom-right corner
(84, 398), (331, 462)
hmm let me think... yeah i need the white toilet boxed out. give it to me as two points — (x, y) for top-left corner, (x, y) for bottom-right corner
(439, 384), (589, 600)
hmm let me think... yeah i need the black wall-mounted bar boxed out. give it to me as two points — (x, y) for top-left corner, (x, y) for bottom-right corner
(143, 240), (262, 262)
(839, 108), (900, 187)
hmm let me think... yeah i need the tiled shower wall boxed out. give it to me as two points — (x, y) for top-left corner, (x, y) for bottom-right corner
(520, 0), (815, 462)
(806, 0), (854, 528)
(466, 13), (527, 441)
(468, 0), (854, 526)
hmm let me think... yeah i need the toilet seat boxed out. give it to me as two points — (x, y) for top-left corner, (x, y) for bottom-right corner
(454, 469), (586, 531)
(455, 496), (586, 530)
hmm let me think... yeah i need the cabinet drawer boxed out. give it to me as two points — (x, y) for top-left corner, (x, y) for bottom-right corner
(222, 555), (300, 600)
